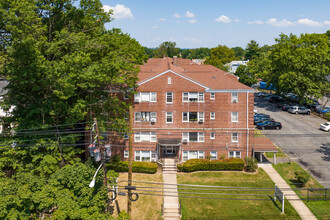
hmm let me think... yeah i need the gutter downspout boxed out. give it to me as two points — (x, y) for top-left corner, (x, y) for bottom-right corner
(246, 92), (249, 157)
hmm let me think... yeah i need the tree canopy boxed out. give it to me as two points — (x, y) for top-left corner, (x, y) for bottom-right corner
(266, 33), (330, 102)
(204, 45), (236, 71)
(153, 41), (180, 58)
(245, 40), (261, 60)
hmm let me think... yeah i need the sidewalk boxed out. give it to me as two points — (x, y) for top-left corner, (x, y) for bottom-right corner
(163, 173), (180, 220)
(259, 163), (317, 220)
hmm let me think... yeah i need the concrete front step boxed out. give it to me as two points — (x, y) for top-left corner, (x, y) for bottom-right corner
(164, 213), (181, 218)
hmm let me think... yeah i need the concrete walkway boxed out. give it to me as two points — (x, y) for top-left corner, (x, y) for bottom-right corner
(162, 158), (180, 220)
(259, 163), (317, 220)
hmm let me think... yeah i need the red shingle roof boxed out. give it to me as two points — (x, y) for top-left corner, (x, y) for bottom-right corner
(138, 57), (253, 90)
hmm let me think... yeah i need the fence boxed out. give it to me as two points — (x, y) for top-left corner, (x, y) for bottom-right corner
(293, 188), (329, 202)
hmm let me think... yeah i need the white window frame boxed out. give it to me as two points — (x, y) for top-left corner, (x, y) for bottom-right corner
(166, 92), (173, 104)
(168, 77), (172, 84)
(210, 132), (215, 139)
(210, 92), (215, 100)
(124, 150), (129, 158)
(231, 112), (238, 122)
(182, 112), (204, 122)
(182, 132), (204, 142)
(229, 151), (241, 158)
(232, 92), (238, 103)
(182, 92), (204, 103)
(182, 151), (205, 161)
(210, 112), (215, 120)
(135, 112), (157, 122)
(198, 132), (204, 142)
(210, 151), (217, 160)
(134, 132), (157, 142)
(231, 133), (239, 142)
(166, 112), (173, 123)
(134, 92), (157, 102)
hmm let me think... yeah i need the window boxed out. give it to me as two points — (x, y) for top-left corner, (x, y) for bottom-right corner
(210, 132), (215, 139)
(210, 151), (217, 160)
(134, 151), (157, 161)
(182, 112), (204, 122)
(182, 92), (204, 102)
(124, 150), (129, 158)
(210, 112), (215, 120)
(134, 132), (156, 142)
(134, 92), (157, 102)
(231, 112), (238, 122)
(124, 91), (129, 100)
(124, 133), (129, 139)
(168, 77), (172, 84)
(135, 112), (157, 122)
(229, 151), (241, 158)
(182, 132), (204, 142)
(166, 112), (173, 123)
(210, 92), (215, 100)
(182, 151), (205, 161)
(231, 133), (238, 142)
(166, 92), (173, 104)
(232, 92), (238, 103)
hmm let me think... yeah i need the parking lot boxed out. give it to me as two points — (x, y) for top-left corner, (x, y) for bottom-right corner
(254, 94), (330, 188)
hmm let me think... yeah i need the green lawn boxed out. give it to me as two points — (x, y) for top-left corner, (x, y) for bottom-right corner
(265, 146), (287, 158)
(273, 162), (330, 220)
(177, 170), (300, 219)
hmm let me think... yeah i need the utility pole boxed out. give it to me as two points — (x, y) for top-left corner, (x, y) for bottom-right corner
(127, 105), (133, 216)
(94, 118), (108, 210)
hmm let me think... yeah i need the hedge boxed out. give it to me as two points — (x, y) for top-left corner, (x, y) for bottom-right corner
(324, 113), (330, 121)
(177, 158), (245, 172)
(107, 161), (158, 174)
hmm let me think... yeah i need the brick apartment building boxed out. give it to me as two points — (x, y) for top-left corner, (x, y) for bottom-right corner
(110, 56), (269, 163)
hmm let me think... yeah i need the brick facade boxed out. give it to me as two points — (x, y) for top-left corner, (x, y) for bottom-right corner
(112, 57), (255, 162)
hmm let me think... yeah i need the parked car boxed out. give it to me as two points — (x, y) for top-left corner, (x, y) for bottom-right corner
(320, 122), (330, 132)
(257, 121), (282, 130)
(288, 106), (311, 114)
(281, 103), (295, 111)
(254, 113), (270, 118)
(254, 117), (275, 125)
(256, 92), (271, 97)
(267, 95), (284, 103)
(316, 107), (330, 114)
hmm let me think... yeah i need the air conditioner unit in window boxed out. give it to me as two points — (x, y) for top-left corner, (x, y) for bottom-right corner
(233, 99), (238, 103)
(199, 119), (203, 124)
(150, 118), (156, 123)
(151, 158), (156, 162)
(182, 138), (188, 144)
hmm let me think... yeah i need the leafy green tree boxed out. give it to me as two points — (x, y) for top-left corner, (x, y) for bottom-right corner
(0, 0), (147, 173)
(245, 40), (261, 60)
(267, 33), (330, 102)
(205, 45), (236, 71)
(234, 64), (258, 87)
(144, 47), (156, 58)
(232, 47), (245, 60)
(153, 41), (180, 58)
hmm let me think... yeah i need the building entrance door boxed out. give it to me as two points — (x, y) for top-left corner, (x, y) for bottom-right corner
(163, 146), (176, 156)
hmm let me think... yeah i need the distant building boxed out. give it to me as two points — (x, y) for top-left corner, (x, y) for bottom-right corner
(226, 60), (249, 73)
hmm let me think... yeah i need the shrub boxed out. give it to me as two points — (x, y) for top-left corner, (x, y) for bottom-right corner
(294, 171), (310, 187)
(107, 161), (158, 174)
(244, 157), (258, 172)
(178, 158), (244, 172)
(324, 113), (330, 121)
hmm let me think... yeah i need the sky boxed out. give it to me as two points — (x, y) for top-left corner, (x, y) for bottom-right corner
(100, 0), (330, 49)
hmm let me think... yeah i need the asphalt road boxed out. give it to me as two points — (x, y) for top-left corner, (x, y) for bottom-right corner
(254, 96), (330, 188)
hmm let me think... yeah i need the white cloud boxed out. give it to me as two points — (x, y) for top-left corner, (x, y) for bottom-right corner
(152, 25), (158, 29)
(247, 21), (254, 24)
(297, 18), (322, 27)
(185, 11), (195, 18)
(324, 20), (330, 26)
(266, 18), (294, 27)
(234, 19), (240, 23)
(159, 18), (165, 21)
(189, 19), (197, 24)
(103, 4), (133, 20)
(183, 37), (202, 44)
(173, 13), (181, 18)
(255, 20), (263, 24)
(215, 15), (232, 23)
(153, 37), (161, 43)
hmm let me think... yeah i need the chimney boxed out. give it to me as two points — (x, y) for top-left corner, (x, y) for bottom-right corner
(173, 56), (178, 66)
